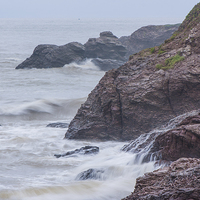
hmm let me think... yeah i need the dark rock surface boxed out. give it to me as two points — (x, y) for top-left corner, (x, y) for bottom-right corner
(46, 122), (69, 128)
(16, 25), (179, 70)
(149, 114), (200, 161)
(16, 42), (85, 69)
(84, 31), (127, 61)
(122, 158), (200, 200)
(75, 168), (105, 181)
(54, 146), (99, 158)
(91, 58), (125, 71)
(65, 4), (200, 141)
(119, 24), (180, 58)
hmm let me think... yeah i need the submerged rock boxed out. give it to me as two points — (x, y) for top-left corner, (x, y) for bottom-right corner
(46, 122), (69, 128)
(16, 42), (85, 69)
(54, 146), (99, 158)
(122, 158), (200, 200)
(65, 3), (200, 141)
(75, 168), (105, 181)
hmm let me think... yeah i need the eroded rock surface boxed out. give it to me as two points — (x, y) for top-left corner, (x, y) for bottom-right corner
(122, 158), (200, 200)
(65, 4), (200, 141)
(150, 114), (200, 161)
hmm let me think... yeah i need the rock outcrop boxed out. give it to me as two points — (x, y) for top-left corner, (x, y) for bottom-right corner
(54, 146), (99, 158)
(65, 3), (200, 141)
(16, 42), (85, 69)
(122, 158), (200, 200)
(46, 122), (69, 128)
(84, 31), (127, 61)
(75, 168), (105, 181)
(16, 25), (179, 70)
(119, 24), (180, 58)
(150, 114), (200, 161)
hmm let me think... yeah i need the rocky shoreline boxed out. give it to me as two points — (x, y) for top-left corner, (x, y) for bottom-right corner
(15, 2), (200, 199)
(16, 24), (179, 71)
(64, 2), (200, 199)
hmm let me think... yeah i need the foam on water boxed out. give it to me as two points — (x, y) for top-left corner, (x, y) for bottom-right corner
(0, 18), (184, 200)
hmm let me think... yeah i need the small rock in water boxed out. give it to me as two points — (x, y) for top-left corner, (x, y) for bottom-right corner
(54, 146), (99, 158)
(76, 168), (105, 180)
(46, 122), (69, 128)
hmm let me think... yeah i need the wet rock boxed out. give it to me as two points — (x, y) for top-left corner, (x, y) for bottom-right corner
(149, 115), (200, 161)
(75, 168), (105, 180)
(54, 146), (99, 158)
(16, 42), (85, 69)
(122, 158), (200, 200)
(84, 31), (127, 61)
(65, 8), (200, 141)
(91, 58), (125, 71)
(46, 122), (69, 128)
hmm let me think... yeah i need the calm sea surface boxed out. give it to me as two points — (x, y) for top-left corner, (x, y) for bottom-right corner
(0, 18), (182, 200)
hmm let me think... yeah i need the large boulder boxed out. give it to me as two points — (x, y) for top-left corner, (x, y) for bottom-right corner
(65, 3), (200, 141)
(119, 24), (180, 58)
(16, 42), (85, 69)
(122, 158), (200, 200)
(84, 31), (127, 61)
(149, 114), (200, 161)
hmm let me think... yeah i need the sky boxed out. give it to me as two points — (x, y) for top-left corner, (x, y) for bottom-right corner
(0, 0), (200, 19)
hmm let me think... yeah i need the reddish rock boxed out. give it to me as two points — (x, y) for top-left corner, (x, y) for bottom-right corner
(122, 158), (200, 200)
(150, 122), (200, 161)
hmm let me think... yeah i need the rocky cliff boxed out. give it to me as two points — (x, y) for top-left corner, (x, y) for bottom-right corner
(119, 24), (180, 59)
(65, 2), (200, 141)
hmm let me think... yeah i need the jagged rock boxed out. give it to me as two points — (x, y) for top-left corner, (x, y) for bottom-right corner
(119, 24), (180, 59)
(122, 158), (200, 200)
(16, 42), (85, 69)
(91, 58), (125, 71)
(75, 168), (105, 180)
(54, 146), (99, 158)
(46, 122), (69, 128)
(65, 3), (200, 141)
(149, 114), (200, 161)
(84, 31), (127, 61)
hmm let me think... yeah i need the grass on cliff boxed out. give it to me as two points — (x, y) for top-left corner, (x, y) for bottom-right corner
(156, 54), (185, 70)
(165, 2), (200, 44)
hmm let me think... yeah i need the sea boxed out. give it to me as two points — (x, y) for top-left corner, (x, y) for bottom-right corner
(0, 18), (183, 200)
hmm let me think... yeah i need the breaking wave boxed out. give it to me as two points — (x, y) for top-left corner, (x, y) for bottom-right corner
(0, 98), (86, 121)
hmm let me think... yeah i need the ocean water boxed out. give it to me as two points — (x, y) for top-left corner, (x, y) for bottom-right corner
(0, 18), (183, 200)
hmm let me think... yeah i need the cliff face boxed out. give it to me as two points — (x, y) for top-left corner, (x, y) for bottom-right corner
(119, 24), (180, 58)
(66, 3), (200, 141)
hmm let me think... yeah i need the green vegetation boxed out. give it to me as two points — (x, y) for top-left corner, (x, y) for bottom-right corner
(158, 49), (165, 55)
(156, 54), (185, 70)
(150, 47), (155, 54)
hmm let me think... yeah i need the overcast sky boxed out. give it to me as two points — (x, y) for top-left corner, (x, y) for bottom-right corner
(0, 0), (199, 19)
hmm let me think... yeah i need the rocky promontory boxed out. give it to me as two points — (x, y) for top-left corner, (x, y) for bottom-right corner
(15, 25), (179, 70)
(65, 3), (200, 141)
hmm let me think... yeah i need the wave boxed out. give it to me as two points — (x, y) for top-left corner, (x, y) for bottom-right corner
(0, 98), (86, 121)
(63, 59), (99, 71)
